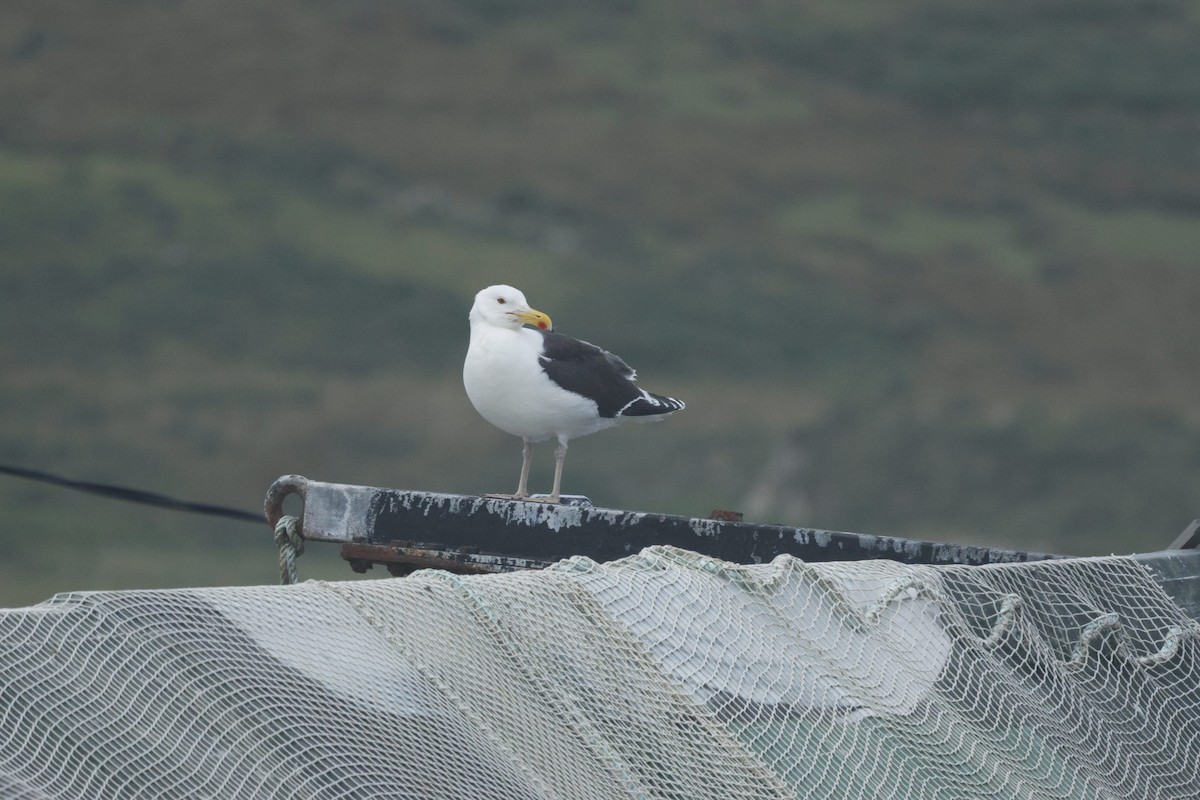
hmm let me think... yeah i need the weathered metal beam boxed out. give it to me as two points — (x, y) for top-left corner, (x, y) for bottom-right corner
(1168, 519), (1200, 550)
(1134, 549), (1200, 621)
(264, 475), (1064, 570)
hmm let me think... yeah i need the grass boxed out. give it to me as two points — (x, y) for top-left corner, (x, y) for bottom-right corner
(776, 194), (1041, 277)
(2, 1), (1200, 605)
(566, 35), (812, 124)
(1041, 201), (1200, 263)
(0, 146), (563, 292)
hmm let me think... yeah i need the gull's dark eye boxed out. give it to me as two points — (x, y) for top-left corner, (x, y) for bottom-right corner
(497, 298), (506, 304)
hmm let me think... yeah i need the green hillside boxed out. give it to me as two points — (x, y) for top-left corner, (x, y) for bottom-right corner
(2, 1), (1199, 605)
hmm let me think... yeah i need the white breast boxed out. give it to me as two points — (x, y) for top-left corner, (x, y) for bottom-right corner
(464, 325), (616, 442)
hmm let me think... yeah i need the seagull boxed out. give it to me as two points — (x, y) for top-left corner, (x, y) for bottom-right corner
(464, 284), (685, 503)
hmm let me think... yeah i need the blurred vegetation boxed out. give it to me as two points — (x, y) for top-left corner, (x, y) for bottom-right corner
(1, 0), (1198, 605)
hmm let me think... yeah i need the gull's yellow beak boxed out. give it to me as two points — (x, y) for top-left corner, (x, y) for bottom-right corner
(514, 308), (553, 331)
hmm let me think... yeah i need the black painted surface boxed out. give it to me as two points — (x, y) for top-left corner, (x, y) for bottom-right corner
(358, 488), (1062, 567)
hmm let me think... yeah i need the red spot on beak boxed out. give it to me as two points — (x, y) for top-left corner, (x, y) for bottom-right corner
(537, 320), (549, 329)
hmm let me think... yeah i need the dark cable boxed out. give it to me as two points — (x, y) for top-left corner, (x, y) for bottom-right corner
(0, 463), (262, 524)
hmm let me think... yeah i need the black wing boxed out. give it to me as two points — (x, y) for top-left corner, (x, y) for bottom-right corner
(537, 330), (683, 418)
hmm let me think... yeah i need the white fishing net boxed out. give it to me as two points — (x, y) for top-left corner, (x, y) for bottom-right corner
(1, 546), (1198, 799)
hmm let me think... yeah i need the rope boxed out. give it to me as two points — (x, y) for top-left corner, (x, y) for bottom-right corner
(274, 515), (305, 585)
(0, 462), (261, 523)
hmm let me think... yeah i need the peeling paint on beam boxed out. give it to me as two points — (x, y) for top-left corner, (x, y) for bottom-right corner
(265, 476), (1063, 568)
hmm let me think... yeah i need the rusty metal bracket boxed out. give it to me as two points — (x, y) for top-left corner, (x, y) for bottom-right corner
(341, 541), (554, 577)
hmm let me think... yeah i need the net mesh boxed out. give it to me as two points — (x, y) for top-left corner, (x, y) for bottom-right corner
(2, 545), (1198, 799)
